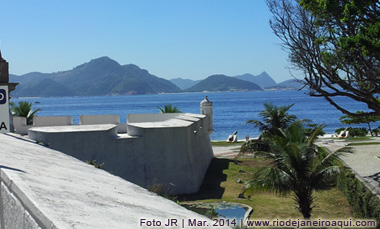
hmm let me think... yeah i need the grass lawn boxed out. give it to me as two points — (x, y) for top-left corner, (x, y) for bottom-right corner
(178, 157), (353, 220)
(344, 136), (373, 142)
(211, 141), (244, 147)
(347, 142), (380, 146)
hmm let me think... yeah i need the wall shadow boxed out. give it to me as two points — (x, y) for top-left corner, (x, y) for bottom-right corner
(0, 165), (25, 173)
(178, 158), (230, 201)
(367, 172), (380, 183)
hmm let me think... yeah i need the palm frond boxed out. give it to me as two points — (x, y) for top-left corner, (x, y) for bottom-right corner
(11, 101), (40, 125)
(307, 124), (326, 147)
(243, 167), (292, 197)
(157, 104), (182, 113)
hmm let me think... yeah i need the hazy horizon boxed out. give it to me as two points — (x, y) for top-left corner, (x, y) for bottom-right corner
(1, 0), (302, 82)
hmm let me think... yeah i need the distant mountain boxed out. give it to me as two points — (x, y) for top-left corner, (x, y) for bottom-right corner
(10, 57), (181, 97)
(185, 74), (262, 92)
(170, 78), (200, 90)
(266, 79), (304, 90)
(234, 72), (277, 89)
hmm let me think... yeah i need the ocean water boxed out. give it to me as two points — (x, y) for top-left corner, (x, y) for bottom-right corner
(11, 90), (369, 140)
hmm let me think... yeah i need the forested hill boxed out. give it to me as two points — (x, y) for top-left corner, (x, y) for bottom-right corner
(10, 56), (298, 97)
(10, 57), (181, 97)
(185, 74), (262, 92)
(234, 72), (277, 89)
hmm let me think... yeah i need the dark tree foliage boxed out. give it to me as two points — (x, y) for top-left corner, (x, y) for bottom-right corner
(267, 0), (380, 117)
(339, 111), (380, 135)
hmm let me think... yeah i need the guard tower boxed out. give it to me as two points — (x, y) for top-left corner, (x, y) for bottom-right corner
(200, 96), (213, 135)
(0, 48), (18, 133)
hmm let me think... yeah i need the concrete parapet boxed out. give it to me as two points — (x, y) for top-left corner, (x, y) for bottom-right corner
(127, 113), (182, 123)
(79, 114), (120, 125)
(80, 114), (127, 133)
(12, 116), (30, 135)
(33, 115), (73, 127)
(28, 124), (118, 162)
(0, 133), (212, 228)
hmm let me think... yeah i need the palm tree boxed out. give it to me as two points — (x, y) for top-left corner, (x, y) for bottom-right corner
(240, 102), (300, 153)
(11, 101), (41, 125)
(157, 104), (182, 113)
(242, 122), (349, 219)
(245, 102), (298, 137)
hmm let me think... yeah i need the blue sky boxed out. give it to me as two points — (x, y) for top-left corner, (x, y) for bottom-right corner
(0, 0), (300, 82)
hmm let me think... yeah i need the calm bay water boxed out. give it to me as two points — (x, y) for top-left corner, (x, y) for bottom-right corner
(12, 90), (369, 140)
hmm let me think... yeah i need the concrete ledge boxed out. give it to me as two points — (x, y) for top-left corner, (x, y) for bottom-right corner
(0, 133), (212, 228)
(29, 124), (116, 133)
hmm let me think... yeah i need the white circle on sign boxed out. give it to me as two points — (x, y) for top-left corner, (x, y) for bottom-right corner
(0, 93), (4, 101)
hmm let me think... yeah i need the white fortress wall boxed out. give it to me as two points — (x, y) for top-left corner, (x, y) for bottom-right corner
(126, 113), (214, 193)
(28, 113), (214, 195)
(0, 133), (213, 228)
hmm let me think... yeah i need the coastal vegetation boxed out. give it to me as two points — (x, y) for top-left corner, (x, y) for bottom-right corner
(241, 103), (348, 219)
(335, 127), (369, 138)
(241, 122), (349, 219)
(337, 161), (380, 226)
(268, 0), (380, 118)
(178, 157), (352, 219)
(211, 141), (242, 147)
(244, 102), (297, 138)
(11, 101), (40, 125)
(339, 111), (380, 136)
(239, 102), (349, 219)
(180, 102), (356, 221)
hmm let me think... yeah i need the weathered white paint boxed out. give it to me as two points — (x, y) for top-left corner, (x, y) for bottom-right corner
(0, 133), (215, 228)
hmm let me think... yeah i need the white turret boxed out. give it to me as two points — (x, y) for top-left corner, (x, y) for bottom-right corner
(200, 96), (213, 134)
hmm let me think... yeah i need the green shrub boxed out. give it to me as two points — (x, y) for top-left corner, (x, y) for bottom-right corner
(349, 128), (368, 137)
(337, 169), (380, 228)
(335, 127), (368, 137)
(240, 139), (270, 153)
(86, 160), (104, 169)
(335, 127), (346, 135)
(373, 128), (380, 136)
(304, 123), (326, 137)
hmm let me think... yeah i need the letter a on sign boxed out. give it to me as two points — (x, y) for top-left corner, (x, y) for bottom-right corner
(0, 86), (10, 133)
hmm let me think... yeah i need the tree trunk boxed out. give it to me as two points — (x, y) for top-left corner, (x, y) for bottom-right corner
(298, 201), (311, 219)
(295, 192), (313, 219)
(367, 122), (373, 136)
